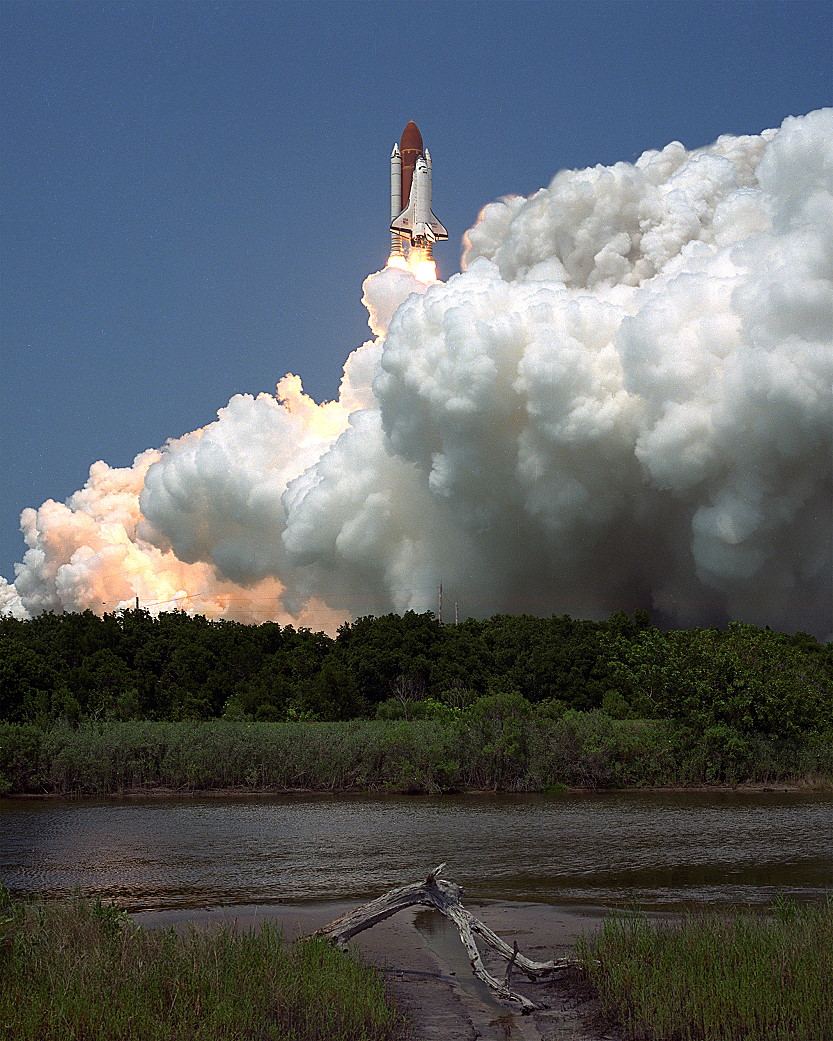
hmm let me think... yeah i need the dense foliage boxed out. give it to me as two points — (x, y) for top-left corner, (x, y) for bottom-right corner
(3, 712), (831, 795)
(1, 609), (831, 737)
(1, 609), (830, 740)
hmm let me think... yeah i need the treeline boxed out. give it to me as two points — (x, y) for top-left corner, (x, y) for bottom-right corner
(2, 609), (831, 740)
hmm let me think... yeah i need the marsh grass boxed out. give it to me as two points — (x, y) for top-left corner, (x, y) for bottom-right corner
(577, 900), (833, 1041)
(2, 717), (829, 795)
(0, 890), (407, 1041)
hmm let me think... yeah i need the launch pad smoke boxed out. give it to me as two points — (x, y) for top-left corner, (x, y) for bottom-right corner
(2, 109), (831, 636)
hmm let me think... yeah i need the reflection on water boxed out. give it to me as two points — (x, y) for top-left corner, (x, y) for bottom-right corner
(1, 791), (830, 912)
(413, 909), (503, 1010)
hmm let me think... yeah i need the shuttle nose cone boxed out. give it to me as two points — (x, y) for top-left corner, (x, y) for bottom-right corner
(400, 121), (423, 155)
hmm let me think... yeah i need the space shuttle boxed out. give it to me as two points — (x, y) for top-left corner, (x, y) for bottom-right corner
(390, 121), (447, 259)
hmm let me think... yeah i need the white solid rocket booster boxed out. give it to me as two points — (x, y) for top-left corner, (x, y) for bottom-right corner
(390, 144), (403, 257)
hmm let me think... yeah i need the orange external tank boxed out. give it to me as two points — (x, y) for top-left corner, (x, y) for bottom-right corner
(399, 121), (424, 211)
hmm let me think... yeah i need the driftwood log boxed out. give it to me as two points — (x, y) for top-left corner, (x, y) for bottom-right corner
(314, 864), (575, 1011)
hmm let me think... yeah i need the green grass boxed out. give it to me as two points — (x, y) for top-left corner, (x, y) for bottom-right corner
(2, 717), (830, 795)
(0, 891), (408, 1041)
(577, 900), (833, 1041)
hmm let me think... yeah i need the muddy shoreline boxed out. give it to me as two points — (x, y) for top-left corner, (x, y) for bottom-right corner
(133, 899), (619, 1041)
(7, 780), (823, 800)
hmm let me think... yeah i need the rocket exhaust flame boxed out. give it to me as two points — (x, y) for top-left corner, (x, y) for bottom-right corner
(2, 109), (831, 637)
(407, 257), (439, 284)
(385, 251), (438, 284)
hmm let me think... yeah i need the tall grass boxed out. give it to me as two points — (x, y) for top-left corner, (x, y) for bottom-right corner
(0, 890), (407, 1041)
(1, 716), (830, 796)
(577, 900), (833, 1041)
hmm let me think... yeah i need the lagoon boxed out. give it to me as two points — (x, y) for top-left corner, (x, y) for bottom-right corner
(2, 790), (830, 913)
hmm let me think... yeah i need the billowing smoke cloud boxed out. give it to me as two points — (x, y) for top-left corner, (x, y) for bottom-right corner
(3, 109), (831, 636)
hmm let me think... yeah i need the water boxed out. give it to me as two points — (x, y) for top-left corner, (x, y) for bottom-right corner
(1, 791), (831, 912)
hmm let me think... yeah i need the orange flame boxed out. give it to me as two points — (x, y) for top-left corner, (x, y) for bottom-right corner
(409, 258), (439, 284)
(386, 252), (439, 284)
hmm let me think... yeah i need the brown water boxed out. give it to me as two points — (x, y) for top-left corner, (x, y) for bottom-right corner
(1, 791), (830, 913)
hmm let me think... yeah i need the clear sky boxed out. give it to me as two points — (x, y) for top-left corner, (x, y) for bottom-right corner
(2, 0), (831, 586)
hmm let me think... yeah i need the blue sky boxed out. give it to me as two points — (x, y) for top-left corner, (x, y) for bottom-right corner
(2, 0), (831, 584)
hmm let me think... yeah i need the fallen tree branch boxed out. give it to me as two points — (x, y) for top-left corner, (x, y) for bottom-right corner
(314, 864), (576, 1012)
(505, 940), (519, 988)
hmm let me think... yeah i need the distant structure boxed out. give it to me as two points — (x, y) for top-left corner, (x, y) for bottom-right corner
(389, 121), (447, 261)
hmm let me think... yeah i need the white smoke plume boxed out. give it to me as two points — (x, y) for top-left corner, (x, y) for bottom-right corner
(2, 109), (831, 636)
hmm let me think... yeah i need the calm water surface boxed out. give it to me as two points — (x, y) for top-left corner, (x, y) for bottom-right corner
(2, 791), (830, 912)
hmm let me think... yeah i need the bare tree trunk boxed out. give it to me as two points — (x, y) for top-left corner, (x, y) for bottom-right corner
(389, 672), (425, 718)
(314, 864), (576, 1012)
